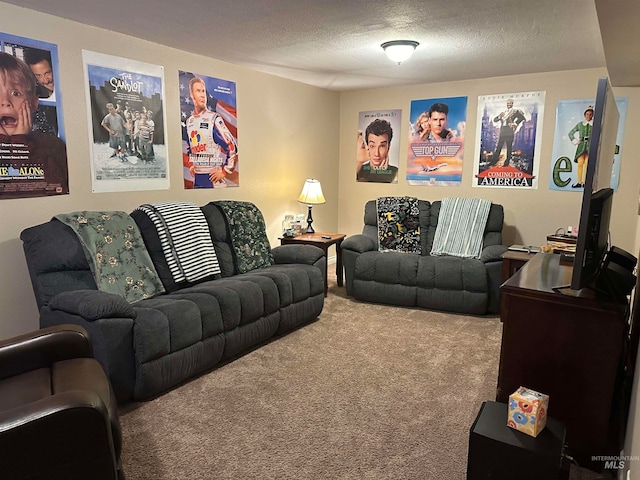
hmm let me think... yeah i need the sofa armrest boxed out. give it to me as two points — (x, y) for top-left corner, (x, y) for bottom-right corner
(0, 390), (117, 478)
(48, 290), (137, 321)
(480, 244), (509, 263)
(0, 324), (93, 379)
(342, 234), (376, 253)
(272, 244), (325, 265)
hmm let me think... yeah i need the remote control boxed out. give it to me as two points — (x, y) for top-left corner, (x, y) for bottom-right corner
(321, 235), (331, 239)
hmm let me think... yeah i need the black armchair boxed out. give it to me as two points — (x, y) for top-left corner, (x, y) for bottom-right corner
(0, 324), (123, 480)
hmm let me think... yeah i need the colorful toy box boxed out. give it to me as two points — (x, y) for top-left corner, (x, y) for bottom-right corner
(507, 386), (549, 437)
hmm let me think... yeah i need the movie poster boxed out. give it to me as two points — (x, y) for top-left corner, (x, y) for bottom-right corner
(83, 50), (169, 193)
(473, 91), (545, 189)
(0, 33), (68, 199)
(356, 109), (401, 184)
(179, 70), (238, 189)
(406, 96), (467, 186)
(549, 97), (627, 192)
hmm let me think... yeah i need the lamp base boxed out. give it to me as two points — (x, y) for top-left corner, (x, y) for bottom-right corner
(305, 205), (315, 234)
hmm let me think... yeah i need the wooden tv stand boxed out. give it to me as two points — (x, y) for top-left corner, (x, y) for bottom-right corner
(497, 253), (629, 467)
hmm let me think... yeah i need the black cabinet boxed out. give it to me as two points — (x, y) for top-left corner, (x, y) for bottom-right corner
(467, 401), (568, 480)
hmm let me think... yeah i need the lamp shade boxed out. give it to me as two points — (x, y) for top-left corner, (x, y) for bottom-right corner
(297, 179), (325, 205)
(381, 40), (419, 64)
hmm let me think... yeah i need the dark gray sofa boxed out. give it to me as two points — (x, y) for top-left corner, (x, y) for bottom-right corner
(342, 199), (507, 315)
(20, 201), (325, 403)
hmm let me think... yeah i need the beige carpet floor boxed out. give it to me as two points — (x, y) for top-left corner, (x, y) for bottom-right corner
(118, 266), (607, 479)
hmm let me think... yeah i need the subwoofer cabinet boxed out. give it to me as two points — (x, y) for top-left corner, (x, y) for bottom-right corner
(497, 253), (630, 469)
(467, 401), (568, 480)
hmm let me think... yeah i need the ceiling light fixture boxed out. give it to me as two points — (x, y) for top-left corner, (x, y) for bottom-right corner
(381, 40), (419, 65)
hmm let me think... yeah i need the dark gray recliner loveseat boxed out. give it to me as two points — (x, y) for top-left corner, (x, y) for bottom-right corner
(342, 199), (507, 315)
(20, 201), (325, 403)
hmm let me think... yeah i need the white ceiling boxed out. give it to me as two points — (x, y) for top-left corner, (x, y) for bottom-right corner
(5, 0), (639, 91)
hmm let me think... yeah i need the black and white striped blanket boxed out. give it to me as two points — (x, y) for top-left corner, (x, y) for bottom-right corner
(135, 201), (220, 283)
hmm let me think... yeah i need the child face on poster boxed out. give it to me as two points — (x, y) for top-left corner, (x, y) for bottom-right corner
(0, 52), (37, 137)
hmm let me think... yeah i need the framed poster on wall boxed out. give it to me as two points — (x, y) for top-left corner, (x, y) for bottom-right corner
(0, 33), (68, 199)
(473, 91), (545, 189)
(83, 50), (169, 193)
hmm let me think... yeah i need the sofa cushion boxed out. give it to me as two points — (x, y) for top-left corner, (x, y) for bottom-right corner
(200, 203), (236, 277)
(20, 220), (98, 309)
(49, 290), (136, 320)
(351, 251), (419, 306)
(255, 264), (324, 303)
(415, 256), (488, 314)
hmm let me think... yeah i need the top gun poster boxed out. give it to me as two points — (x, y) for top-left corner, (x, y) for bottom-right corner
(0, 33), (68, 199)
(406, 96), (467, 186)
(83, 50), (169, 193)
(473, 91), (545, 189)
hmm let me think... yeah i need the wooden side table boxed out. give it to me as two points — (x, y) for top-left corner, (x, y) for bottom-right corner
(501, 250), (536, 283)
(280, 232), (345, 296)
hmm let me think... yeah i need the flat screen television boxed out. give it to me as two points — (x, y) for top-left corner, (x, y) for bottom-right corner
(570, 77), (620, 292)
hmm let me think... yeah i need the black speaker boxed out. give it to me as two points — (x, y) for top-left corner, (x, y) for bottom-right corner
(595, 246), (637, 301)
(467, 401), (569, 480)
(607, 246), (638, 272)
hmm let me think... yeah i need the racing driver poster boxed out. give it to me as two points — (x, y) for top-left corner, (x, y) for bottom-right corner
(179, 70), (238, 189)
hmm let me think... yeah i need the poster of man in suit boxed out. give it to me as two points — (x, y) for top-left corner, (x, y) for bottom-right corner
(473, 91), (545, 189)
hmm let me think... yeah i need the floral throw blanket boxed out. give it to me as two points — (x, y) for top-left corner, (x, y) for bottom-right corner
(376, 196), (421, 254)
(55, 211), (165, 303)
(214, 201), (274, 273)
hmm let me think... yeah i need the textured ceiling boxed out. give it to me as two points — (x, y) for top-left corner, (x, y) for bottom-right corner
(4, 0), (637, 91)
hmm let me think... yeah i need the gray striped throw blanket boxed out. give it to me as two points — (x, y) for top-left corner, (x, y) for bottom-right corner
(430, 197), (491, 259)
(135, 201), (221, 283)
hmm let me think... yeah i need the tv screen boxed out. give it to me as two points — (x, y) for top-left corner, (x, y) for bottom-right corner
(570, 77), (619, 291)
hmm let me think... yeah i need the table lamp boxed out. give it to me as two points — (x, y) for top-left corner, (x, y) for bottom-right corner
(297, 179), (325, 234)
